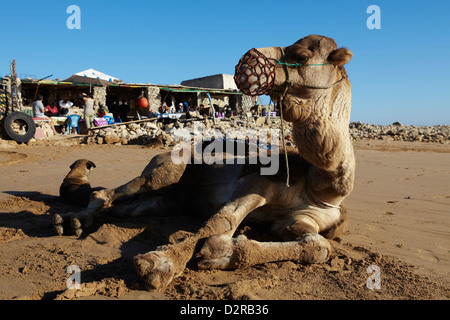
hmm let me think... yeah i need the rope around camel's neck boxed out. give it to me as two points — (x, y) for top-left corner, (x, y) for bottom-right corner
(277, 82), (292, 188)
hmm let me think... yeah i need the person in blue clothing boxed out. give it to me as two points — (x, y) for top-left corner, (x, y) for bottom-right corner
(183, 102), (191, 119)
(32, 95), (45, 117)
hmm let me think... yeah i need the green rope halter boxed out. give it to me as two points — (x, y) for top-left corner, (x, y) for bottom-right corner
(276, 60), (331, 68)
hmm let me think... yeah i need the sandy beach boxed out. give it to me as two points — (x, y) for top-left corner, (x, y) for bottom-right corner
(0, 138), (448, 300)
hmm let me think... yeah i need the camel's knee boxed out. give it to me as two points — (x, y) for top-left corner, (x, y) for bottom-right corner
(273, 215), (320, 242)
(320, 206), (348, 240)
(89, 188), (114, 208)
(202, 211), (237, 236)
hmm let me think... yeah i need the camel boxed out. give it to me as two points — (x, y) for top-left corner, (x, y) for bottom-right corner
(53, 34), (355, 290)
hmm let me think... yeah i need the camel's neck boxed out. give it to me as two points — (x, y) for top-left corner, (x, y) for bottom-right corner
(289, 85), (355, 200)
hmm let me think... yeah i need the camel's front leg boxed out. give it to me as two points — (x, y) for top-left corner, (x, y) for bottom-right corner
(133, 174), (275, 290)
(197, 233), (331, 270)
(197, 206), (341, 270)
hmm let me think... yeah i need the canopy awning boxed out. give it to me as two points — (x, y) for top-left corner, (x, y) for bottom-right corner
(63, 68), (122, 86)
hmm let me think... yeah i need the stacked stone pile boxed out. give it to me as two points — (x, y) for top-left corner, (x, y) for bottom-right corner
(1, 116), (448, 146)
(349, 122), (449, 143)
(83, 117), (449, 146)
(84, 116), (276, 147)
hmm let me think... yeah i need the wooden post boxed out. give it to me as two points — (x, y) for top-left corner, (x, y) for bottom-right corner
(206, 93), (216, 125)
(9, 60), (23, 112)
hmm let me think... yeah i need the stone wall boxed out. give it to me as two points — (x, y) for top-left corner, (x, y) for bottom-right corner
(146, 86), (161, 113)
(93, 86), (107, 111)
(198, 95), (230, 110)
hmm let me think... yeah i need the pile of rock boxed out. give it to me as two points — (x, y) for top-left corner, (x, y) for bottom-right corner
(86, 121), (163, 146)
(82, 117), (449, 147)
(84, 116), (285, 147)
(349, 122), (449, 143)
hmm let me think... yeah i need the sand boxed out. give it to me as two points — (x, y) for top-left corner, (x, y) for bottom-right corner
(0, 138), (448, 300)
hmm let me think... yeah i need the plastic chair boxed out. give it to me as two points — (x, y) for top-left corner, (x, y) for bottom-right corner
(103, 115), (114, 125)
(65, 115), (81, 135)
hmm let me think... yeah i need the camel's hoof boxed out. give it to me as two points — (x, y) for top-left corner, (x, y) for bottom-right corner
(133, 251), (177, 291)
(198, 234), (242, 270)
(54, 214), (73, 236)
(298, 233), (331, 264)
(70, 218), (83, 237)
(53, 214), (64, 236)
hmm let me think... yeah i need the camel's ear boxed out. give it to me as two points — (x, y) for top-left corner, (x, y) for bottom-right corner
(69, 161), (78, 170)
(86, 161), (96, 170)
(328, 48), (353, 66)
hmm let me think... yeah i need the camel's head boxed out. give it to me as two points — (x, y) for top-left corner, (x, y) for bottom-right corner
(234, 35), (352, 124)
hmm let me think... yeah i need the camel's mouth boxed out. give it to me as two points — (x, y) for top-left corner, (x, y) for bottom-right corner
(281, 96), (313, 125)
(234, 48), (276, 96)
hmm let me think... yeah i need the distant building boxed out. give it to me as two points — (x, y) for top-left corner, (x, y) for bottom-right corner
(15, 75), (243, 119)
(181, 74), (238, 91)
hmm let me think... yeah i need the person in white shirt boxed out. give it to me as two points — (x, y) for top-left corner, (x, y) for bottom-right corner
(59, 98), (73, 116)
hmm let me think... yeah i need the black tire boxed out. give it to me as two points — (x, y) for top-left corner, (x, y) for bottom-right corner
(3, 112), (36, 143)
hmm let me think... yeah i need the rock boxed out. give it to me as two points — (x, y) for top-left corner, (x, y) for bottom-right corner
(104, 131), (120, 144)
(135, 129), (144, 136)
(255, 117), (266, 126)
(144, 122), (158, 130)
(127, 123), (140, 131)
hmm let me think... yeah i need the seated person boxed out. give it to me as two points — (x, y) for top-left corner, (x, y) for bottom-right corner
(45, 104), (59, 116)
(159, 102), (169, 114)
(97, 104), (109, 118)
(59, 98), (73, 116)
(33, 95), (58, 134)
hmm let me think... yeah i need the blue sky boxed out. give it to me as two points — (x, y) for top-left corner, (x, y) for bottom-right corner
(1, 0), (449, 125)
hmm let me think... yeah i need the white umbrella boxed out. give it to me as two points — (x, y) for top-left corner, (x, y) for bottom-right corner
(63, 68), (122, 88)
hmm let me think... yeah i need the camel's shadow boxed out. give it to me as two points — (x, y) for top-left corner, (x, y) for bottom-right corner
(1, 190), (200, 241)
(1, 191), (71, 238)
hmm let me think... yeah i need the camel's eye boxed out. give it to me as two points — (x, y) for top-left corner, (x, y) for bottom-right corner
(295, 52), (309, 63)
(285, 45), (312, 64)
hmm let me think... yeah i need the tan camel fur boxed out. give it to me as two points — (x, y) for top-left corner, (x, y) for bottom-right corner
(54, 34), (355, 290)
